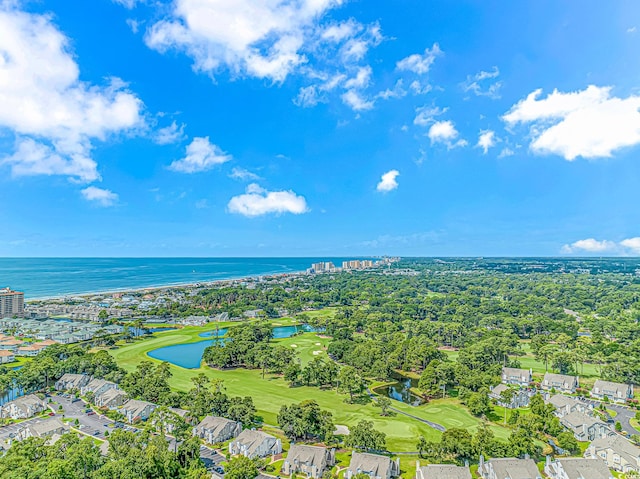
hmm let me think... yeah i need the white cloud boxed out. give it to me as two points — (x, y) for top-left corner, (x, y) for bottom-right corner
(227, 183), (308, 217)
(341, 90), (374, 111)
(344, 66), (372, 89)
(409, 80), (432, 95)
(376, 169), (399, 192)
(376, 80), (406, 100)
(145, 0), (344, 82)
(294, 85), (320, 107)
(561, 237), (640, 255)
(229, 167), (261, 181)
(168, 137), (231, 173)
(620, 237), (640, 254)
(498, 147), (514, 158)
(0, 6), (144, 182)
(477, 130), (496, 154)
(322, 20), (360, 42)
(154, 121), (186, 145)
(627, 26), (637, 34)
(503, 85), (640, 160)
(396, 44), (442, 74)
(81, 186), (119, 207)
(113, 0), (138, 8)
(413, 105), (447, 126)
(462, 66), (502, 99)
(428, 120), (466, 148)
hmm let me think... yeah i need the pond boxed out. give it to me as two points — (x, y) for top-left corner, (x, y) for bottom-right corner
(372, 371), (424, 406)
(148, 324), (320, 369)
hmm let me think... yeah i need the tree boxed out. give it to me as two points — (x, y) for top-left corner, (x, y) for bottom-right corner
(499, 388), (515, 424)
(346, 420), (386, 452)
(225, 456), (259, 479)
(277, 400), (335, 442)
(191, 373), (210, 394)
(616, 421), (623, 432)
(98, 309), (108, 321)
(466, 390), (492, 417)
(375, 397), (392, 416)
(338, 366), (365, 402)
(556, 431), (580, 454)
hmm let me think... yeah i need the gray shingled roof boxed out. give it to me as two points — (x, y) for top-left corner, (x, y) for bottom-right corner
(234, 429), (276, 456)
(348, 452), (394, 479)
(555, 458), (611, 479)
(486, 458), (541, 479)
(419, 464), (472, 479)
(286, 445), (328, 468)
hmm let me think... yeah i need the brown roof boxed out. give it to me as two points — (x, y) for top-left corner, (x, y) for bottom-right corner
(0, 350), (14, 357)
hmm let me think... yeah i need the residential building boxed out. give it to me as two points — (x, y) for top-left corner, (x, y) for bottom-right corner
(193, 416), (242, 444)
(17, 417), (68, 441)
(478, 456), (542, 479)
(55, 373), (90, 391)
(585, 435), (640, 473)
(0, 287), (24, 318)
(541, 373), (579, 394)
(344, 453), (399, 479)
(282, 445), (335, 479)
(546, 395), (591, 418)
(544, 457), (613, 479)
(119, 399), (156, 423)
(560, 412), (612, 442)
(591, 380), (634, 403)
(416, 462), (472, 479)
(0, 338), (24, 351)
(489, 384), (532, 409)
(0, 350), (15, 363)
(95, 389), (128, 409)
(1, 394), (48, 419)
(81, 378), (117, 398)
(501, 368), (532, 387)
(16, 343), (49, 357)
(228, 429), (282, 459)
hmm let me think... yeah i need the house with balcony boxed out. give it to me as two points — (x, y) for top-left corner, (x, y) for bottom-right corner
(591, 380), (634, 403)
(193, 416), (242, 444)
(544, 457), (613, 479)
(282, 445), (335, 479)
(541, 373), (579, 394)
(560, 412), (612, 442)
(584, 435), (640, 473)
(501, 368), (532, 387)
(228, 429), (282, 459)
(344, 452), (399, 479)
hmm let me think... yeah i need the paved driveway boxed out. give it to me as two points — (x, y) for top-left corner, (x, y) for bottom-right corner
(581, 398), (640, 436)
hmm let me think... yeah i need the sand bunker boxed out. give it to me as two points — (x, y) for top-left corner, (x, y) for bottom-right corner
(290, 344), (298, 348)
(312, 350), (323, 355)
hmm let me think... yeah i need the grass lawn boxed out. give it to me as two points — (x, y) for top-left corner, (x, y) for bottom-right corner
(513, 342), (599, 378)
(5, 357), (33, 368)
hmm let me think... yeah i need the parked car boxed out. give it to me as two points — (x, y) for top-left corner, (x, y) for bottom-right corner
(87, 411), (96, 416)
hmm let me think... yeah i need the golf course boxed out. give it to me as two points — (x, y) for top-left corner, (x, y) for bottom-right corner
(109, 317), (512, 453)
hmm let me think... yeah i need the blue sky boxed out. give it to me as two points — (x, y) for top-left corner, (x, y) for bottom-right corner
(1, 0), (640, 257)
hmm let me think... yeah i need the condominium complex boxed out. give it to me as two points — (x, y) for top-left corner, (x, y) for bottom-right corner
(1, 288), (24, 319)
(342, 260), (374, 270)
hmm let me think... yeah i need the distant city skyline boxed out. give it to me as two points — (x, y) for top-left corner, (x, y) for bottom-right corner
(1, 1), (640, 256)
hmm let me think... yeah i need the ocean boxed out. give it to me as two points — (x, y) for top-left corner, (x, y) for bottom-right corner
(0, 257), (353, 299)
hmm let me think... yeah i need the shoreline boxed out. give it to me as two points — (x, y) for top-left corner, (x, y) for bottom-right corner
(26, 269), (309, 302)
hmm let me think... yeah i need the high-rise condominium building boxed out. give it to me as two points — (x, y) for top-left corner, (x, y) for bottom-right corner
(1, 287), (24, 318)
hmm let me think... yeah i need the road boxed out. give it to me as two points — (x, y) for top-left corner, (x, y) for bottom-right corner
(580, 398), (640, 436)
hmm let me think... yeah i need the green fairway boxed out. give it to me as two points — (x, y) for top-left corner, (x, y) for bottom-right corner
(109, 322), (513, 452)
(511, 342), (599, 378)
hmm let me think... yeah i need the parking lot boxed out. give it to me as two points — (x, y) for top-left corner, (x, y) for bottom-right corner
(2, 392), (227, 475)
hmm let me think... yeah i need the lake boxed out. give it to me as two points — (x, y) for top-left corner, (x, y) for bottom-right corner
(148, 324), (319, 369)
(372, 371), (424, 406)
